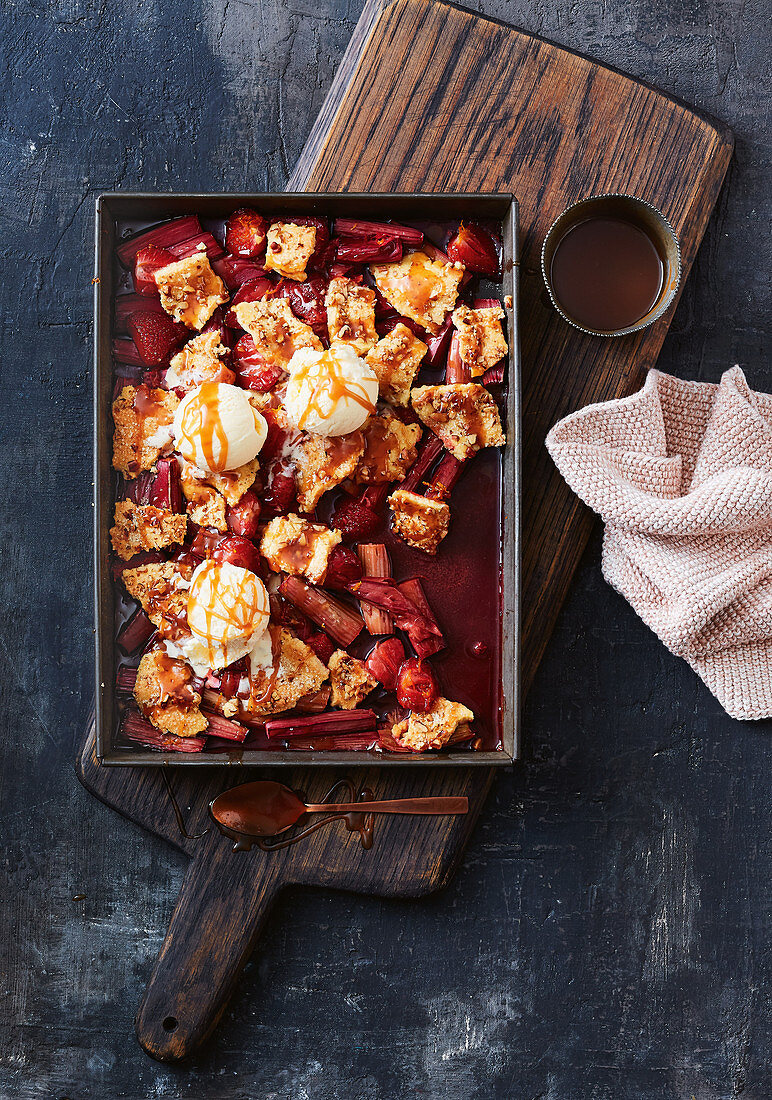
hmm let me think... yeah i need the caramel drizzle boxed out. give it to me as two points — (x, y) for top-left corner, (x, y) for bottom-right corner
(247, 622), (281, 710)
(177, 381), (231, 472)
(187, 561), (267, 670)
(293, 349), (376, 430)
(385, 252), (438, 314)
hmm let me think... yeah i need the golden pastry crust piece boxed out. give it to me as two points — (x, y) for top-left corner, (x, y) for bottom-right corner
(122, 562), (192, 638)
(410, 383), (505, 460)
(111, 500), (187, 561)
(167, 330), (234, 391)
(371, 251), (464, 334)
(260, 514), (341, 583)
(134, 650), (208, 738)
(112, 385), (179, 478)
(179, 465), (228, 532)
(365, 323), (427, 406)
(294, 431), (366, 513)
(356, 409), (422, 484)
(392, 696), (474, 752)
(388, 488), (450, 555)
(154, 253), (228, 330)
(264, 222), (317, 282)
(247, 629), (329, 717)
(234, 298), (322, 368)
(328, 650), (378, 710)
(451, 304), (507, 377)
(325, 277), (378, 354)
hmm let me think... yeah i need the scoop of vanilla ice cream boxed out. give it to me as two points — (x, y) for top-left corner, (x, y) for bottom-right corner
(172, 382), (267, 474)
(284, 343), (378, 435)
(177, 559), (270, 675)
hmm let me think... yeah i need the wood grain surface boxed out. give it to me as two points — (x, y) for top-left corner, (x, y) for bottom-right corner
(75, 0), (732, 1065)
(288, 0), (733, 690)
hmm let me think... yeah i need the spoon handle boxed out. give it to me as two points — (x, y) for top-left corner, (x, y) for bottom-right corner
(303, 796), (468, 815)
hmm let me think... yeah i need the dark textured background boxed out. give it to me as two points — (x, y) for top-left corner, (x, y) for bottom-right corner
(1, 0), (769, 1096)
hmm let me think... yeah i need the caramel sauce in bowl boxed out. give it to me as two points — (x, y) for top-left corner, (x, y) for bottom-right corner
(541, 194), (681, 337)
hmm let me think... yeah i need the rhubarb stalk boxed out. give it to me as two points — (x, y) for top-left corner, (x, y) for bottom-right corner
(280, 576), (364, 647)
(399, 433), (444, 493)
(444, 331), (470, 383)
(357, 544), (393, 635)
(265, 709), (376, 741)
(121, 709), (207, 753)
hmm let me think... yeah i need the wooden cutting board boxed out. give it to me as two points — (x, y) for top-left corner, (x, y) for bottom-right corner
(77, 0), (732, 1062)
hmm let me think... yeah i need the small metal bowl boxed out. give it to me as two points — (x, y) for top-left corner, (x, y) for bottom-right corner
(541, 193), (681, 337)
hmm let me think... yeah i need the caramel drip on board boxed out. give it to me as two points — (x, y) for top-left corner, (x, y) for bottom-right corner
(293, 349), (376, 430)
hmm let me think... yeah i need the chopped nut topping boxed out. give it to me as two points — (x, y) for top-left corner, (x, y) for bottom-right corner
(371, 251), (464, 334)
(451, 304), (507, 377)
(328, 649), (377, 709)
(167, 330), (234, 391)
(134, 649), (207, 738)
(111, 500), (187, 561)
(155, 254), (228, 330)
(234, 298), (322, 368)
(392, 696), (474, 751)
(112, 385), (180, 478)
(411, 383), (505, 460)
(122, 561), (192, 639)
(356, 409), (422, 483)
(263, 222), (317, 282)
(247, 628), (328, 717)
(294, 431), (366, 513)
(325, 277), (378, 354)
(260, 514), (341, 583)
(388, 488), (450, 555)
(365, 323), (427, 406)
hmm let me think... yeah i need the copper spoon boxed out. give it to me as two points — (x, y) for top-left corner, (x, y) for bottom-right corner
(209, 780), (468, 838)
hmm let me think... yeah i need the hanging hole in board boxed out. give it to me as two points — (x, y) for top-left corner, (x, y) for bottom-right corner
(162, 1016), (178, 1032)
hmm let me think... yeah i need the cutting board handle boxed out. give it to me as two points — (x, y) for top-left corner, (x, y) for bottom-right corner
(135, 841), (282, 1062)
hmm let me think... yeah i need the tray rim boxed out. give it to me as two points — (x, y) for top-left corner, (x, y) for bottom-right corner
(94, 191), (521, 766)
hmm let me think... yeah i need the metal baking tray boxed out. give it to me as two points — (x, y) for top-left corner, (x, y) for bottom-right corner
(94, 192), (520, 766)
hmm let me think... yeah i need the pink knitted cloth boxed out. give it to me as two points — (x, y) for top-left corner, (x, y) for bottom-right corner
(546, 366), (772, 720)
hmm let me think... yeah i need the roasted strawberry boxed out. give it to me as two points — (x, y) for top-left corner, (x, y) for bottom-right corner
(225, 276), (273, 328)
(305, 631), (335, 665)
(232, 334), (285, 391)
(211, 535), (262, 575)
(225, 208), (267, 258)
(189, 526), (226, 559)
(446, 223), (499, 276)
(324, 545), (363, 591)
(133, 245), (175, 296)
(127, 311), (187, 366)
(365, 637), (405, 691)
(286, 276), (328, 329)
(261, 462), (296, 516)
(331, 496), (380, 542)
(226, 490), (261, 538)
(395, 658), (438, 712)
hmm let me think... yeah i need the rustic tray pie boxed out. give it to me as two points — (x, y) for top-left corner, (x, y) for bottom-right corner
(93, 192), (520, 766)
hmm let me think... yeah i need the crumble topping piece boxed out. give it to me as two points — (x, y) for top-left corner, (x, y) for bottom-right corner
(260, 514), (341, 584)
(263, 222), (317, 282)
(111, 500), (187, 561)
(328, 650), (378, 710)
(365, 323), (427, 406)
(356, 409), (422, 484)
(167, 330), (234, 391)
(392, 696), (474, 752)
(388, 488), (450, 555)
(122, 561), (192, 639)
(451, 304), (508, 377)
(234, 298), (322, 368)
(325, 277), (378, 354)
(134, 649), (207, 739)
(112, 385), (180, 477)
(247, 628), (329, 717)
(371, 251), (464, 334)
(410, 383), (506, 460)
(179, 465), (228, 531)
(294, 431), (366, 513)
(154, 254), (228, 330)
